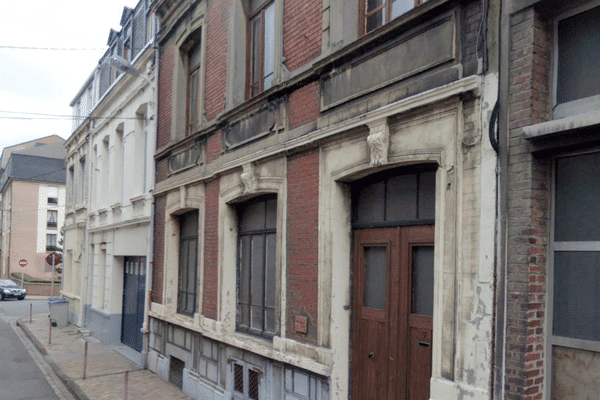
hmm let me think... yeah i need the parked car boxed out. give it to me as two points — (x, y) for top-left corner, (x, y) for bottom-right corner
(0, 279), (26, 300)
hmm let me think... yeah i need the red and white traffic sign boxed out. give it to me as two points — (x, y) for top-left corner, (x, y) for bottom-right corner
(18, 259), (27, 268)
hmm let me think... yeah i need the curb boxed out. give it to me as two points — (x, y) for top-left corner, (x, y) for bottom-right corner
(17, 317), (90, 400)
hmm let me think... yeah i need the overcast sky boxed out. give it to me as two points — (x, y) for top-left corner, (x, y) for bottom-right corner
(0, 0), (140, 152)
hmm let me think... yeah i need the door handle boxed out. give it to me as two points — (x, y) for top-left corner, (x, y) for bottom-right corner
(368, 352), (375, 359)
(417, 341), (430, 348)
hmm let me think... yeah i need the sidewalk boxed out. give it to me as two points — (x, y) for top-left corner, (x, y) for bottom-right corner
(17, 313), (192, 400)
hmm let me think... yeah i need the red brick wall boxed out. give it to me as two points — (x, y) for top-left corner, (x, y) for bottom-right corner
(289, 81), (320, 130)
(204, 0), (230, 122)
(202, 179), (220, 320)
(155, 159), (169, 185)
(286, 149), (319, 344)
(206, 130), (222, 164)
(283, 0), (322, 71)
(152, 195), (166, 304)
(26, 283), (60, 297)
(505, 7), (552, 400)
(157, 38), (174, 151)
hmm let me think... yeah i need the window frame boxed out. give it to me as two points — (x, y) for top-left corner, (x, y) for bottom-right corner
(177, 210), (199, 317)
(546, 149), (600, 398)
(231, 358), (262, 400)
(236, 194), (278, 339)
(359, 0), (421, 36)
(186, 35), (203, 136)
(552, 2), (600, 119)
(46, 233), (58, 251)
(47, 186), (59, 205)
(173, 22), (206, 141)
(47, 210), (58, 229)
(246, 0), (276, 98)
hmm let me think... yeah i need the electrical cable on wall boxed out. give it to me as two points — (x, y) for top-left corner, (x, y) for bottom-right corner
(489, 101), (500, 153)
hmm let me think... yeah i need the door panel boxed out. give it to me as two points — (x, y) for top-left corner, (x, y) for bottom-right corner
(352, 225), (434, 400)
(122, 256), (146, 352)
(352, 228), (399, 400)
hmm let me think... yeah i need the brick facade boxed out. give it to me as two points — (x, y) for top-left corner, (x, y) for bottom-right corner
(204, 0), (230, 122)
(282, 0), (322, 71)
(286, 149), (320, 344)
(152, 195), (166, 304)
(505, 7), (552, 400)
(202, 179), (220, 320)
(289, 81), (320, 130)
(157, 39), (174, 151)
(148, 0), (499, 399)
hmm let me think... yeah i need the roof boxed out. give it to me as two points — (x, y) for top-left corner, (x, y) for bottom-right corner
(13, 141), (66, 160)
(0, 135), (64, 169)
(0, 141), (67, 192)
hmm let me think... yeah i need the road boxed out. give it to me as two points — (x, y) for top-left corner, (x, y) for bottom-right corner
(0, 299), (71, 400)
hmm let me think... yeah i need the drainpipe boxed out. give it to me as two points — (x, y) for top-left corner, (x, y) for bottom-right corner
(80, 129), (93, 329)
(492, 0), (510, 398)
(143, 19), (159, 370)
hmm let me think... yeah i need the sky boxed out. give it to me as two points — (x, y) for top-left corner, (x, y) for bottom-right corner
(0, 0), (141, 153)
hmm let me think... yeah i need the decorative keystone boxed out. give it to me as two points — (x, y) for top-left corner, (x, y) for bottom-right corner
(367, 119), (390, 167)
(241, 163), (257, 193)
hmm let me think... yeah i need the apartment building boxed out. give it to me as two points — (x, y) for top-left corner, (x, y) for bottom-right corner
(147, 0), (501, 399)
(63, 0), (156, 360)
(0, 136), (66, 282)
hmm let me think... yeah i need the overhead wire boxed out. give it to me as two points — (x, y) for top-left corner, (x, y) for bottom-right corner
(0, 110), (147, 121)
(0, 45), (151, 51)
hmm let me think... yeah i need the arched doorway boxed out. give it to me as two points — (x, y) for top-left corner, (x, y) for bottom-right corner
(351, 165), (436, 400)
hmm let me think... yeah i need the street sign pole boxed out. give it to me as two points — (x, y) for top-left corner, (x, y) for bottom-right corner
(18, 259), (28, 287)
(51, 254), (55, 297)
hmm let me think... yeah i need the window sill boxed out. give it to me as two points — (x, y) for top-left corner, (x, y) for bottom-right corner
(130, 195), (146, 205)
(523, 110), (600, 141)
(148, 305), (332, 376)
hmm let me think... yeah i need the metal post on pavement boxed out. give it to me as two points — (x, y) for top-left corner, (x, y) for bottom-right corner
(83, 341), (88, 379)
(48, 317), (52, 345)
(51, 254), (55, 297)
(124, 370), (129, 400)
(29, 303), (32, 323)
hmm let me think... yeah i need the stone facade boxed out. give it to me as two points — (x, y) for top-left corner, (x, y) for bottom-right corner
(148, 0), (500, 399)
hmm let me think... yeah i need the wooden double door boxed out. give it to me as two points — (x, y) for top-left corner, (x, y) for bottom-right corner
(352, 225), (434, 400)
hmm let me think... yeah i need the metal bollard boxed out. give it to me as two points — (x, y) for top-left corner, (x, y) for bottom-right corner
(29, 303), (32, 323)
(124, 370), (129, 400)
(48, 318), (52, 345)
(83, 341), (88, 379)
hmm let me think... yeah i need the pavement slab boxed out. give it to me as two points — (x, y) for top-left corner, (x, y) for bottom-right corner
(18, 314), (192, 400)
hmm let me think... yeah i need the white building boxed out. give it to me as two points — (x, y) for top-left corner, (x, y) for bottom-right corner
(63, 0), (156, 362)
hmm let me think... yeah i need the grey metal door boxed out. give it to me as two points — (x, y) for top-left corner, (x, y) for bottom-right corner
(121, 256), (146, 352)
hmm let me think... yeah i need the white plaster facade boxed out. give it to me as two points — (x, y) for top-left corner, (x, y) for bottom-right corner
(63, 0), (156, 359)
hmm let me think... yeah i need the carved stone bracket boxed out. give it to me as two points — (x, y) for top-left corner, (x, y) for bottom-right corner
(367, 119), (390, 167)
(241, 163), (257, 193)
